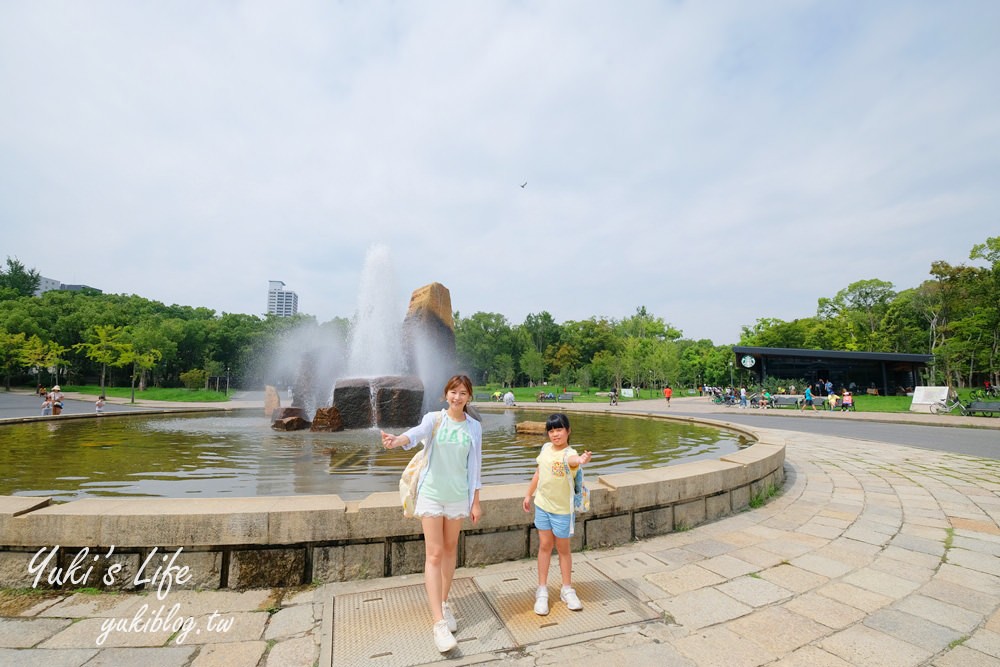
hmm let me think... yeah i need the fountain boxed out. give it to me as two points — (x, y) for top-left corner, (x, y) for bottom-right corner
(275, 245), (456, 430)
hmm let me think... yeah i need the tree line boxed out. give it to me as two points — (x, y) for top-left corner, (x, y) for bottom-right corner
(1, 235), (997, 393)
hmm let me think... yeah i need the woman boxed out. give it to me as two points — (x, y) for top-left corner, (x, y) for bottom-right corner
(380, 374), (483, 653)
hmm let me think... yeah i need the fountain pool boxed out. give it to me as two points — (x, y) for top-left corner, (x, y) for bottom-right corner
(0, 409), (748, 501)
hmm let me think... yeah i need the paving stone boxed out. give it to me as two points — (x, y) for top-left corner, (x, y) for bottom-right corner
(758, 563), (829, 593)
(966, 629), (1000, 659)
(841, 567), (922, 599)
(684, 538), (738, 557)
(73, 646), (197, 666)
(645, 563), (725, 596)
(768, 645), (854, 666)
(40, 616), (174, 649)
(947, 548), (1000, 576)
(190, 641), (267, 667)
(0, 647), (99, 667)
(819, 624), (932, 666)
(894, 594), (985, 633)
(931, 644), (1000, 667)
(264, 635), (318, 667)
(725, 606), (829, 654)
(816, 582), (893, 613)
(39, 592), (150, 619)
(263, 603), (315, 640)
(0, 617), (71, 648)
(788, 553), (855, 578)
(698, 554), (760, 578)
(937, 563), (1000, 596)
(717, 575), (793, 607)
(864, 608), (964, 653)
(920, 579), (999, 615)
(665, 587), (753, 630)
(726, 546), (787, 569)
(673, 625), (776, 667)
(182, 611), (268, 645)
(783, 593), (865, 630)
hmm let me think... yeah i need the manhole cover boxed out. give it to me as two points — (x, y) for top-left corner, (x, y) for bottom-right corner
(332, 578), (515, 667)
(473, 561), (660, 645)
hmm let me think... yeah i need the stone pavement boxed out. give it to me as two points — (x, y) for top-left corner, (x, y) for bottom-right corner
(2, 400), (1000, 666)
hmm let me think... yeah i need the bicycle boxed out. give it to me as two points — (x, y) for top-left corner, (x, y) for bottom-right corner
(931, 395), (965, 415)
(970, 386), (999, 401)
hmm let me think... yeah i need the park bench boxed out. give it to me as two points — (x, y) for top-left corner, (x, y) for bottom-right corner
(770, 395), (800, 408)
(473, 393), (491, 402)
(556, 393), (574, 402)
(963, 401), (1000, 417)
(536, 392), (557, 402)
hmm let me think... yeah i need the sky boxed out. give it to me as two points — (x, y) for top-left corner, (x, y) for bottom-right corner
(1, 1), (997, 345)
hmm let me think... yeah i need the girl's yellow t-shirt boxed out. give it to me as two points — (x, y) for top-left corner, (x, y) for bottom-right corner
(534, 443), (578, 515)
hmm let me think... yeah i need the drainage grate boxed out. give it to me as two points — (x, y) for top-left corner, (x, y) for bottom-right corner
(331, 578), (515, 667)
(473, 561), (660, 646)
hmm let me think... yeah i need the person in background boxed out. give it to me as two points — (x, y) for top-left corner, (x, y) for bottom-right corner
(380, 374), (483, 654)
(96, 396), (106, 414)
(49, 385), (64, 415)
(663, 385), (672, 407)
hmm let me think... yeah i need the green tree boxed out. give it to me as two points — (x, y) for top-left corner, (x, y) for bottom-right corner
(0, 330), (27, 389)
(73, 324), (129, 394)
(0, 257), (41, 298)
(520, 348), (545, 386)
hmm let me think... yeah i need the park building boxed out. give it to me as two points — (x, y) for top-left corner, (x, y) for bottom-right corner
(267, 280), (298, 317)
(33, 276), (102, 297)
(732, 346), (933, 397)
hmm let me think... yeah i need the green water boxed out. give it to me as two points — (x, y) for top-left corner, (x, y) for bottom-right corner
(0, 409), (748, 501)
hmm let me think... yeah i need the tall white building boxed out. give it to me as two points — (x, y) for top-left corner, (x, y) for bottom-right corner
(267, 280), (298, 317)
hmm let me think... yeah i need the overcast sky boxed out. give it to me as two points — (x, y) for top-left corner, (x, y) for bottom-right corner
(1, 1), (997, 344)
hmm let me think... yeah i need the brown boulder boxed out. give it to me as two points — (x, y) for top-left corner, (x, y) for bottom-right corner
(264, 385), (281, 419)
(274, 407), (307, 420)
(271, 416), (311, 431)
(311, 406), (345, 432)
(516, 421), (547, 435)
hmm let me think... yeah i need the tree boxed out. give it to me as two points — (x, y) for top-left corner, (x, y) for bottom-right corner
(454, 312), (515, 383)
(0, 257), (41, 298)
(73, 325), (128, 394)
(520, 348), (545, 386)
(0, 330), (27, 389)
(817, 279), (896, 351)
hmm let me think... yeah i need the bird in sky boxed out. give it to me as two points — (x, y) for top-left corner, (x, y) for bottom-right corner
(520, 181), (527, 188)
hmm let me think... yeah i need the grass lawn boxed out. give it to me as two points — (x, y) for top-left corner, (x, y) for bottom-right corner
(62, 385), (231, 402)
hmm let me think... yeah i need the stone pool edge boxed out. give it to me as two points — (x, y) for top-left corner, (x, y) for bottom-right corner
(0, 411), (785, 590)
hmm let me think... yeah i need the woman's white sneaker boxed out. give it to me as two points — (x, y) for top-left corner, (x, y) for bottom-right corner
(534, 586), (549, 615)
(442, 600), (457, 632)
(560, 586), (582, 610)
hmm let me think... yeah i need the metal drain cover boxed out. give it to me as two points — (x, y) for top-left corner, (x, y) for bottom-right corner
(473, 562), (660, 645)
(332, 578), (515, 667)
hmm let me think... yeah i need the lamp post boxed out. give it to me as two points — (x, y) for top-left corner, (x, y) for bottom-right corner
(729, 361), (734, 389)
(225, 367), (230, 397)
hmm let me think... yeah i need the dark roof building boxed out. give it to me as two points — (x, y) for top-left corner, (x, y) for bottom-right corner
(732, 346), (933, 396)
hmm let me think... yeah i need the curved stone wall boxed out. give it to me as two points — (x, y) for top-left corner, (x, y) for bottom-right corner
(0, 413), (784, 591)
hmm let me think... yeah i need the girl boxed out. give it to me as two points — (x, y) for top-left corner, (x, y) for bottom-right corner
(380, 374), (483, 653)
(522, 413), (592, 615)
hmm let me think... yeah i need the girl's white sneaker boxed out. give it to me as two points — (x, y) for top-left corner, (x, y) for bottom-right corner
(534, 586), (549, 615)
(561, 586), (582, 610)
(442, 600), (457, 632)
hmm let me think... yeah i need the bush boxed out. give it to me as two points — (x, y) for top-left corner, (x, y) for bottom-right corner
(179, 368), (207, 390)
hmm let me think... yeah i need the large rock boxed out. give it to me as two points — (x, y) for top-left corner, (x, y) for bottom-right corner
(516, 421), (547, 435)
(274, 407), (307, 421)
(311, 406), (344, 432)
(272, 416), (311, 431)
(264, 385), (281, 419)
(333, 375), (424, 429)
(401, 282), (456, 410)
